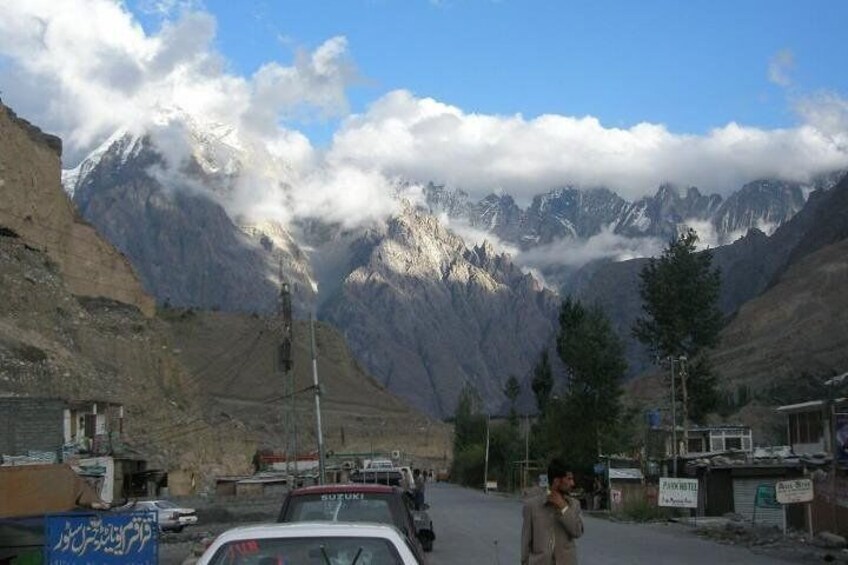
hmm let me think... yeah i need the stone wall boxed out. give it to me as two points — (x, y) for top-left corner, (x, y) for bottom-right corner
(0, 102), (155, 317)
(0, 397), (64, 456)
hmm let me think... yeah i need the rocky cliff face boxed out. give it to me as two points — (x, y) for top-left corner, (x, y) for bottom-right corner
(0, 103), (154, 316)
(319, 204), (560, 416)
(65, 132), (315, 315)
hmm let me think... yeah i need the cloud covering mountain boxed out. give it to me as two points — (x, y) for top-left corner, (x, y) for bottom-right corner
(2, 0), (848, 231)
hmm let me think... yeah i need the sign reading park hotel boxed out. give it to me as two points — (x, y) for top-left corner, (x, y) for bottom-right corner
(658, 477), (699, 508)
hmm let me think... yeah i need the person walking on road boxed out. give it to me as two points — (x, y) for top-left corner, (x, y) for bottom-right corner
(521, 458), (584, 565)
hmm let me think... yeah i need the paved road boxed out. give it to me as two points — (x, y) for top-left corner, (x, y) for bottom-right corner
(425, 482), (794, 565)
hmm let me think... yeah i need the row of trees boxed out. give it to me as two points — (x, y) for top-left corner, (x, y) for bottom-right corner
(451, 228), (724, 484)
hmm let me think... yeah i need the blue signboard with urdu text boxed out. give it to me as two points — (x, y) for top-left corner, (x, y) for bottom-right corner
(46, 511), (158, 564)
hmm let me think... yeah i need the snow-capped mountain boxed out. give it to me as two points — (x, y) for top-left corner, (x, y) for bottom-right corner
(61, 111), (846, 417)
(424, 176), (842, 254)
(63, 126), (316, 316)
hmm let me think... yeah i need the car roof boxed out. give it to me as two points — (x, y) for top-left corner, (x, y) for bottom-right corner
(199, 523), (418, 565)
(205, 522), (409, 548)
(289, 483), (397, 495)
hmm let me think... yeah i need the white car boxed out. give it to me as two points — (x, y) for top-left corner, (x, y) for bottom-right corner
(120, 499), (198, 532)
(196, 522), (422, 565)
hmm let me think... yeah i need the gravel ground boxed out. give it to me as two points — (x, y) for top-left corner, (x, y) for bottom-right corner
(159, 495), (282, 564)
(695, 517), (848, 563)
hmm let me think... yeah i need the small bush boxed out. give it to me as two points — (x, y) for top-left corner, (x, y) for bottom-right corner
(620, 499), (670, 522)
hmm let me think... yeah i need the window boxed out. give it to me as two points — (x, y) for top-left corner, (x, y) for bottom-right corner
(687, 438), (704, 453)
(725, 437), (742, 450)
(84, 414), (97, 438)
(789, 411), (823, 444)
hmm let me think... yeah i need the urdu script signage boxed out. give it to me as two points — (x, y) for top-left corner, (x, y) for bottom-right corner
(46, 511), (158, 564)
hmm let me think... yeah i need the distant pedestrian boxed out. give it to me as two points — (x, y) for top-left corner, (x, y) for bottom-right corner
(400, 467), (413, 492)
(521, 458), (584, 565)
(412, 468), (426, 510)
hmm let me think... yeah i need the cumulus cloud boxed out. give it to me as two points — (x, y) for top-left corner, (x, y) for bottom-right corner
(2, 0), (848, 236)
(329, 90), (848, 203)
(0, 0), (388, 227)
(0, 0), (353, 163)
(768, 49), (795, 87)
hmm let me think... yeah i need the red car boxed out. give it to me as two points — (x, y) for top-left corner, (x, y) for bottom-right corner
(277, 483), (434, 559)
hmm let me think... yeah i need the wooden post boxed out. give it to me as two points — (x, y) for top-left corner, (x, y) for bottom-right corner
(807, 502), (814, 537)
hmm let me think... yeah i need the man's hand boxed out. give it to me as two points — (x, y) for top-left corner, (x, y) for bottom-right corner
(547, 489), (568, 511)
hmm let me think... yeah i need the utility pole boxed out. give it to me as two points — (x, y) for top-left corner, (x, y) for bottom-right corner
(310, 313), (327, 484)
(670, 357), (677, 477)
(523, 415), (529, 493)
(278, 278), (296, 483)
(483, 414), (491, 493)
(679, 356), (689, 457)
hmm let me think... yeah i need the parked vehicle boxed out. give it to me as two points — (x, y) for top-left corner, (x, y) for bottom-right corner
(277, 483), (435, 557)
(363, 458), (395, 470)
(116, 499), (198, 532)
(196, 522), (422, 565)
(350, 468), (404, 487)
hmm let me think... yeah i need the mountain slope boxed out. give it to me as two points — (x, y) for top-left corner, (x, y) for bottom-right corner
(320, 204), (560, 416)
(2, 102), (449, 484)
(66, 131), (315, 315)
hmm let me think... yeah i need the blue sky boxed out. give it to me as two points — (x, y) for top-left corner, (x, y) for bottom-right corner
(133, 0), (847, 138)
(2, 0), (848, 211)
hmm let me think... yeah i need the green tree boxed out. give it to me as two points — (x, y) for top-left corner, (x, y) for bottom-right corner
(531, 350), (553, 414)
(453, 383), (486, 453)
(554, 298), (627, 467)
(633, 228), (723, 421)
(504, 375), (521, 426)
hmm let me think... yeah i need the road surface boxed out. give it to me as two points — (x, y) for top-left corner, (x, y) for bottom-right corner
(425, 482), (795, 565)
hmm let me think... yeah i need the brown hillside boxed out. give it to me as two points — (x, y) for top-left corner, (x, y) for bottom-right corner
(0, 102), (154, 316)
(162, 310), (453, 463)
(712, 238), (848, 389)
(624, 238), (848, 443)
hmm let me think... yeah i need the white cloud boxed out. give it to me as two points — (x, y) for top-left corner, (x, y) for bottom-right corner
(2, 0), (848, 236)
(0, 0), (353, 166)
(795, 91), (848, 143)
(329, 90), (848, 204)
(768, 49), (795, 87)
(436, 214), (520, 257)
(517, 226), (664, 268)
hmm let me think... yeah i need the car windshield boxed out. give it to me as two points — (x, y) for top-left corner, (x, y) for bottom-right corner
(154, 500), (177, 509)
(207, 536), (405, 565)
(286, 494), (395, 525)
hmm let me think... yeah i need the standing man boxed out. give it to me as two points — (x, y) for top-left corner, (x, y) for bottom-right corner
(412, 468), (426, 510)
(521, 458), (584, 565)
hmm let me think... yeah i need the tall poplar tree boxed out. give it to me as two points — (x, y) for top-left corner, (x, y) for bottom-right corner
(633, 228), (722, 421)
(556, 298), (627, 465)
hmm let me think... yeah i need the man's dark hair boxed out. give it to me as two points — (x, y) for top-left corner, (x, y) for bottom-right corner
(547, 458), (573, 484)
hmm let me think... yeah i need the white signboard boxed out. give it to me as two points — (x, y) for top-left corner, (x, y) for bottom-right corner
(775, 478), (814, 504)
(659, 477), (699, 508)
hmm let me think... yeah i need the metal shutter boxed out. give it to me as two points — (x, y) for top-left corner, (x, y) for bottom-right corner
(732, 478), (784, 529)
